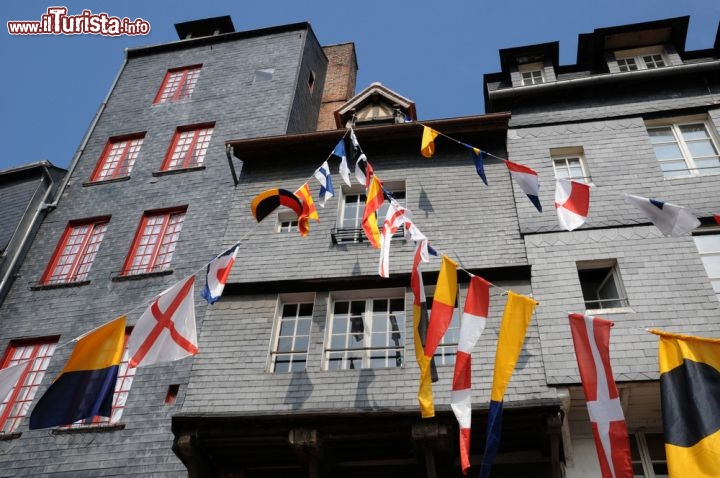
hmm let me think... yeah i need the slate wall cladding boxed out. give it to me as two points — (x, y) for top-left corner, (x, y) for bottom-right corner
(0, 25), (325, 477)
(525, 226), (720, 386)
(222, 141), (527, 284)
(184, 281), (557, 414)
(508, 111), (720, 234)
(0, 176), (41, 251)
(286, 28), (328, 134)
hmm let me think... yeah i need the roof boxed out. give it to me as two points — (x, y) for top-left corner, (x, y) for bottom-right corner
(334, 82), (417, 128)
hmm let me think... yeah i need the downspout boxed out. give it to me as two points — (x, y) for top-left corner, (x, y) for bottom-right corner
(43, 50), (129, 210)
(0, 165), (54, 300)
(557, 387), (574, 467)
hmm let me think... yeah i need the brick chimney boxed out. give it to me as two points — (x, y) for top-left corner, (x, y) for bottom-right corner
(317, 43), (358, 131)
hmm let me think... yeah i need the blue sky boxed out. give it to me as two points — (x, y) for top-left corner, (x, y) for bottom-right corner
(1, 1), (718, 172)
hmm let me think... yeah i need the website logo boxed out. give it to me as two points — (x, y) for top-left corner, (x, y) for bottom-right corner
(7, 7), (150, 36)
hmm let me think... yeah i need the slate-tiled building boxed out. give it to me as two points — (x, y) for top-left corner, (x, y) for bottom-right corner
(1, 13), (719, 478)
(485, 16), (720, 478)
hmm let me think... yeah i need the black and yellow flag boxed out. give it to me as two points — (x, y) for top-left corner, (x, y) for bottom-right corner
(650, 329), (720, 477)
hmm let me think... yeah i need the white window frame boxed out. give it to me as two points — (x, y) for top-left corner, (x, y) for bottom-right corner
(551, 147), (591, 182)
(276, 211), (299, 233)
(645, 116), (720, 178)
(268, 293), (315, 373)
(614, 46), (667, 72)
(692, 229), (720, 302)
(518, 61), (545, 86)
(577, 259), (632, 314)
(323, 288), (406, 371)
(337, 181), (405, 243)
(630, 431), (667, 477)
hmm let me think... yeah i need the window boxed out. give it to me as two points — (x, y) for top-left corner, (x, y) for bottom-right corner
(551, 147), (591, 182)
(41, 218), (109, 285)
(693, 232), (720, 301)
(426, 295), (459, 366)
(90, 134), (145, 182)
(324, 290), (405, 370)
(308, 71), (316, 94)
(161, 124), (214, 171)
(269, 297), (314, 373)
(646, 118), (720, 178)
(630, 432), (668, 477)
(334, 183), (405, 244)
(153, 65), (201, 104)
(0, 339), (58, 433)
(254, 68), (274, 83)
(276, 211), (299, 233)
(518, 62), (545, 86)
(67, 329), (136, 427)
(577, 260), (629, 312)
(122, 207), (186, 276)
(615, 47), (666, 72)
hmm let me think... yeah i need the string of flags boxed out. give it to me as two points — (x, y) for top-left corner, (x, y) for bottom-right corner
(0, 121), (718, 477)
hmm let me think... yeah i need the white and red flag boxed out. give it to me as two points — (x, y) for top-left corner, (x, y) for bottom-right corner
(128, 276), (199, 368)
(555, 179), (591, 231)
(505, 159), (542, 212)
(568, 313), (633, 478)
(451, 276), (491, 474)
(201, 244), (239, 304)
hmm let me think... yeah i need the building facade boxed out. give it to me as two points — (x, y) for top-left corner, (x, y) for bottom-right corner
(1, 13), (719, 478)
(485, 16), (720, 478)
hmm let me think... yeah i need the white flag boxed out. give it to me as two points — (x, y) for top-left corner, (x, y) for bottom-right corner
(128, 276), (198, 367)
(624, 194), (700, 236)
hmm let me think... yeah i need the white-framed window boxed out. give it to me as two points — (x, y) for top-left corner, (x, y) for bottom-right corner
(269, 294), (314, 373)
(577, 259), (630, 313)
(276, 211), (299, 233)
(646, 116), (720, 178)
(518, 61), (545, 86)
(692, 231), (720, 301)
(615, 46), (667, 72)
(323, 289), (405, 370)
(630, 431), (668, 477)
(551, 147), (591, 182)
(336, 182), (405, 244)
(426, 294), (459, 366)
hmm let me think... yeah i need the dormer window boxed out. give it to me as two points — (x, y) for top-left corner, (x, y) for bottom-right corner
(518, 62), (545, 86)
(615, 46), (666, 72)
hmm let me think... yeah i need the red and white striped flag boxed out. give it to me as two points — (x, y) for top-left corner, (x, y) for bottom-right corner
(451, 276), (491, 474)
(568, 314), (633, 478)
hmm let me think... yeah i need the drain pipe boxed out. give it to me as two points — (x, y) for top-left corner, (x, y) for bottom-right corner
(0, 164), (55, 301)
(557, 387), (574, 466)
(43, 50), (129, 210)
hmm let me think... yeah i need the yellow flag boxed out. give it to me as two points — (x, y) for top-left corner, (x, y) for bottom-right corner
(420, 126), (439, 158)
(650, 329), (720, 477)
(490, 292), (537, 402)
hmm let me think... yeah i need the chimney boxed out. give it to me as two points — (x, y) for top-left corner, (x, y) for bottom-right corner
(317, 43), (358, 131)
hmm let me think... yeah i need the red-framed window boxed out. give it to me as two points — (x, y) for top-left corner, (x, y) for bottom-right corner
(121, 207), (187, 276)
(89, 133), (145, 182)
(0, 338), (58, 433)
(153, 65), (202, 104)
(41, 218), (110, 285)
(160, 124), (214, 171)
(68, 328), (136, 427)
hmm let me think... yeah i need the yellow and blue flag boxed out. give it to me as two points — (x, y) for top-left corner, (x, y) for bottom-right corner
(650, 329), (720, 477)
(480, 292), (538, 478)
(29, 316), (125, 429)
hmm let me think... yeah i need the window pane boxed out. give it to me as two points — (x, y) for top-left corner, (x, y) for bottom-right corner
(648, 127), (675, 143)
(700, 256), (720, 277)
(686, 140), (717, 158)
(679, 124), (709, 141)
(652, 143), (684, 161)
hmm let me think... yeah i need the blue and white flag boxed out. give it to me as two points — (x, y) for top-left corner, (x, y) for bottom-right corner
(332, 140), (352, 187)
(201, 244), (239, 304)
(624, 194), (700, 237)
(314, 161), (335, 207)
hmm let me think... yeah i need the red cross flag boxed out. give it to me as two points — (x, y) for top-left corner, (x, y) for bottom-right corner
(128, 276), (199, 368)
